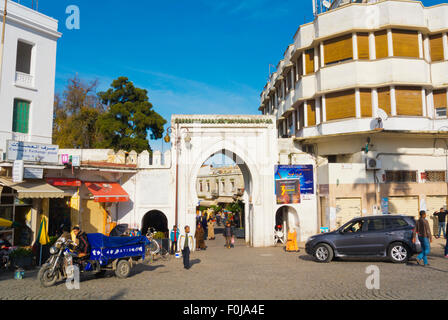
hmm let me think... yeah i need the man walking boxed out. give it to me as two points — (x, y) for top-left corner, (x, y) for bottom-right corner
(413, 210), (433, 266)
(170, 225), (180, 255)
(433, 208), (447, 239)
(179, 226), (194, 270)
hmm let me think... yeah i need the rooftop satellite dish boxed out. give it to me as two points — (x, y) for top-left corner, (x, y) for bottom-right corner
(376, 108), (388, 122)
(323, 0), (331, 9)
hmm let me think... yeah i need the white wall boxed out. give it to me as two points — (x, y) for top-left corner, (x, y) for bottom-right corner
(0, 1), (61, 152)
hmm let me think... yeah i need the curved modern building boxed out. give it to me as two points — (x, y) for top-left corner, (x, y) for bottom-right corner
(260, 0), (448, 234)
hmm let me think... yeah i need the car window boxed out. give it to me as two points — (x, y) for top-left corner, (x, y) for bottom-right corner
(367, 218), (385, 232)
(385, 218), (408, 229)
(343, 220), (365, 233)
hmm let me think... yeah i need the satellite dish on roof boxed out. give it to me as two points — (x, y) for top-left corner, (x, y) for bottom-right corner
(323, 0), (331, 9)
(376, 108), (388, 122)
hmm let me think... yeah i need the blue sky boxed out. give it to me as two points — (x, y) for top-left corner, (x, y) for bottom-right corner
(32, 0), (442, 155)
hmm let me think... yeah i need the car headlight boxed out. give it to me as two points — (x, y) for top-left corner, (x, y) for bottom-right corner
(49, 246), (59, 255)
(307, 236), (316, 243)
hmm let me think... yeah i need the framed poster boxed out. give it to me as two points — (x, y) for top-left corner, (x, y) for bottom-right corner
(275, 165), (314, 204)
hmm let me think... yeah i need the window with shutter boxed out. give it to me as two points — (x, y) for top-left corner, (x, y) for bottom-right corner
(375, 30), (388, 59)
(395, 86), (422, 116)
(305, 49), (315, 74)
(377, 87), (391, 115)
(325, 90), (356, 121)
(12, 99), (30, 134)
(429, 34), (444, 62)
(307, 100), (316, 126)
(360, 89), (372, 117)
(357, 33), (370, 60)
(324, 34), (353, 65)
(433, 89), (447, 118)
(392, 29), (419, 58)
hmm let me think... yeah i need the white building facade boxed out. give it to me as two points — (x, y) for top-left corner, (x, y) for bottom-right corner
(259, 0), (448, 235)
(0, 0), (61, 152)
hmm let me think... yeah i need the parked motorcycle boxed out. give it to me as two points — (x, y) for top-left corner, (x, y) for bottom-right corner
(37, 236), (100, 287)
(38, 233), (150, 287)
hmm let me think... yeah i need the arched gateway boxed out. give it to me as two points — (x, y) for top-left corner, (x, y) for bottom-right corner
(172, 115), (278, 247)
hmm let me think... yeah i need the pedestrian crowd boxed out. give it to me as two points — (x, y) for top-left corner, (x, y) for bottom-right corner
(167, 209), (240, 269)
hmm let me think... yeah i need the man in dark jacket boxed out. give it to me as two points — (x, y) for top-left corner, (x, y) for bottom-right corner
(433, 208), (447, 239)
(72, 226), (90, 258)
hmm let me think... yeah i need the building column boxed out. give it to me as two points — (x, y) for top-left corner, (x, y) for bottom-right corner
(369, 32), (376, 60)
(296, 107), (300, 131)
(443, 33), (448, 61)
(292, 109), (297, 136)
(423, 35), (431, 62)
(387, 29), (394, 57)
(421, 88), (427, 117)
(302, 52), (307, 76)
(422, 88), (428, 117)
(390, 86), (397, 116)
(355, 88), (361, 118)
(418, 31), (423, 59)
(320, 42), (325, 68)
(314, 46), (319, 73)
(372, 88), (379, 117)
(426, 90), (434, 119)
(304, 101), (308, 127)
(316, 97), (321, 124)
(321, 96), (326, 123)
(353, 33), (359, 60)
(291, 65), (295, 88)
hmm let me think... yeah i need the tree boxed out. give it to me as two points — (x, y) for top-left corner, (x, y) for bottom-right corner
(96, 77), (166, 153)
(53, 75), (105, 148)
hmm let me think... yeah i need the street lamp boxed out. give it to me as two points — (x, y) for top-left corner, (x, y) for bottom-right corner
(164, 124), (191, 227)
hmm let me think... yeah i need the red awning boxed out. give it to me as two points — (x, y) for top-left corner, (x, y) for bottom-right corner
(46, 178), (82, 187)
(85, 182), (129, 203)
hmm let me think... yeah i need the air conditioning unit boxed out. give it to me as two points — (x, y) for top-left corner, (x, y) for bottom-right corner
(366, 158), (381, 170)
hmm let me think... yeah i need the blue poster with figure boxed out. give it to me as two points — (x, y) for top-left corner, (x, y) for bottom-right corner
(275, 165), (314, 204)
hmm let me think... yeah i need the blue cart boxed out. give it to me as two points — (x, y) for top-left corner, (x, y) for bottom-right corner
(86, 233), (150, 278)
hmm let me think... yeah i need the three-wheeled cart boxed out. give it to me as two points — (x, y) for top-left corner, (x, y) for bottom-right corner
(86, 233), (150, 278)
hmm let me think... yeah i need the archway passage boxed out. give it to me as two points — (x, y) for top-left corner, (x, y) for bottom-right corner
(275, 206), (300, 244)
(195, 150), (251, 243)
(141, 210), (168, 236)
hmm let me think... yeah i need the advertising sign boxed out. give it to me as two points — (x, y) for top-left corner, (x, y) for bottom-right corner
(12, 160), (24, 183)
(24, 167), (44, 179)
(381, 197), (389, 215)
(6, 141), (59, 164)
(275, 165), (314, 204)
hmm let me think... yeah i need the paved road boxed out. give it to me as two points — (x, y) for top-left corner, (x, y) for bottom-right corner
(0, 230), (447, 300)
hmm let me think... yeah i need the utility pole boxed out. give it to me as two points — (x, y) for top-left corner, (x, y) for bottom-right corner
(0, 0), (7, 96)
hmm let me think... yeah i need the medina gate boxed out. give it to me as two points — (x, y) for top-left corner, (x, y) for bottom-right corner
(170, 115), (278, 247)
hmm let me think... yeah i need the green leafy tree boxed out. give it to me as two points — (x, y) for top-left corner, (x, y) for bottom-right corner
(53, 75), (105, 148)
(96, 77), (166, 153)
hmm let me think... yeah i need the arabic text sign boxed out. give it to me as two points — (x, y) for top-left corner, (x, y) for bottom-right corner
(7, 141), (59, 164)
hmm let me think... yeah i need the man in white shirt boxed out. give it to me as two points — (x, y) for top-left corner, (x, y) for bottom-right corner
(179, 226), (194, 269)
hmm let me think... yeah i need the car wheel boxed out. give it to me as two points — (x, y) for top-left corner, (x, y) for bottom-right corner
(388, 242), (409, 264)
(314, 243), (333, 263)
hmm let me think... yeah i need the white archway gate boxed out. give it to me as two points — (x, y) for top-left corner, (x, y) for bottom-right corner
(172, 115), (277, 247)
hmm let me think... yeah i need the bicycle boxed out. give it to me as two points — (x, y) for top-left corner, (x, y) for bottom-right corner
(145, 228), (170, 262)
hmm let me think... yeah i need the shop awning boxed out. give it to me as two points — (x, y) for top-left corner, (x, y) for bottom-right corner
(85, 182), (129, 203)
(0, 178), (66, 199)
(46, 178), (82, 187)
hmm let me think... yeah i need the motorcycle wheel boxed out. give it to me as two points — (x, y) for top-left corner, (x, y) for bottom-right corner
(38, 264), (58, 287)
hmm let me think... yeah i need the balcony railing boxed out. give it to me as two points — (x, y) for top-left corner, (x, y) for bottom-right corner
(15, 72), (34, 89)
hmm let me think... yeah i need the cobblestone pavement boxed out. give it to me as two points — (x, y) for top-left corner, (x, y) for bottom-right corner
(0, 230), (447, 300)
